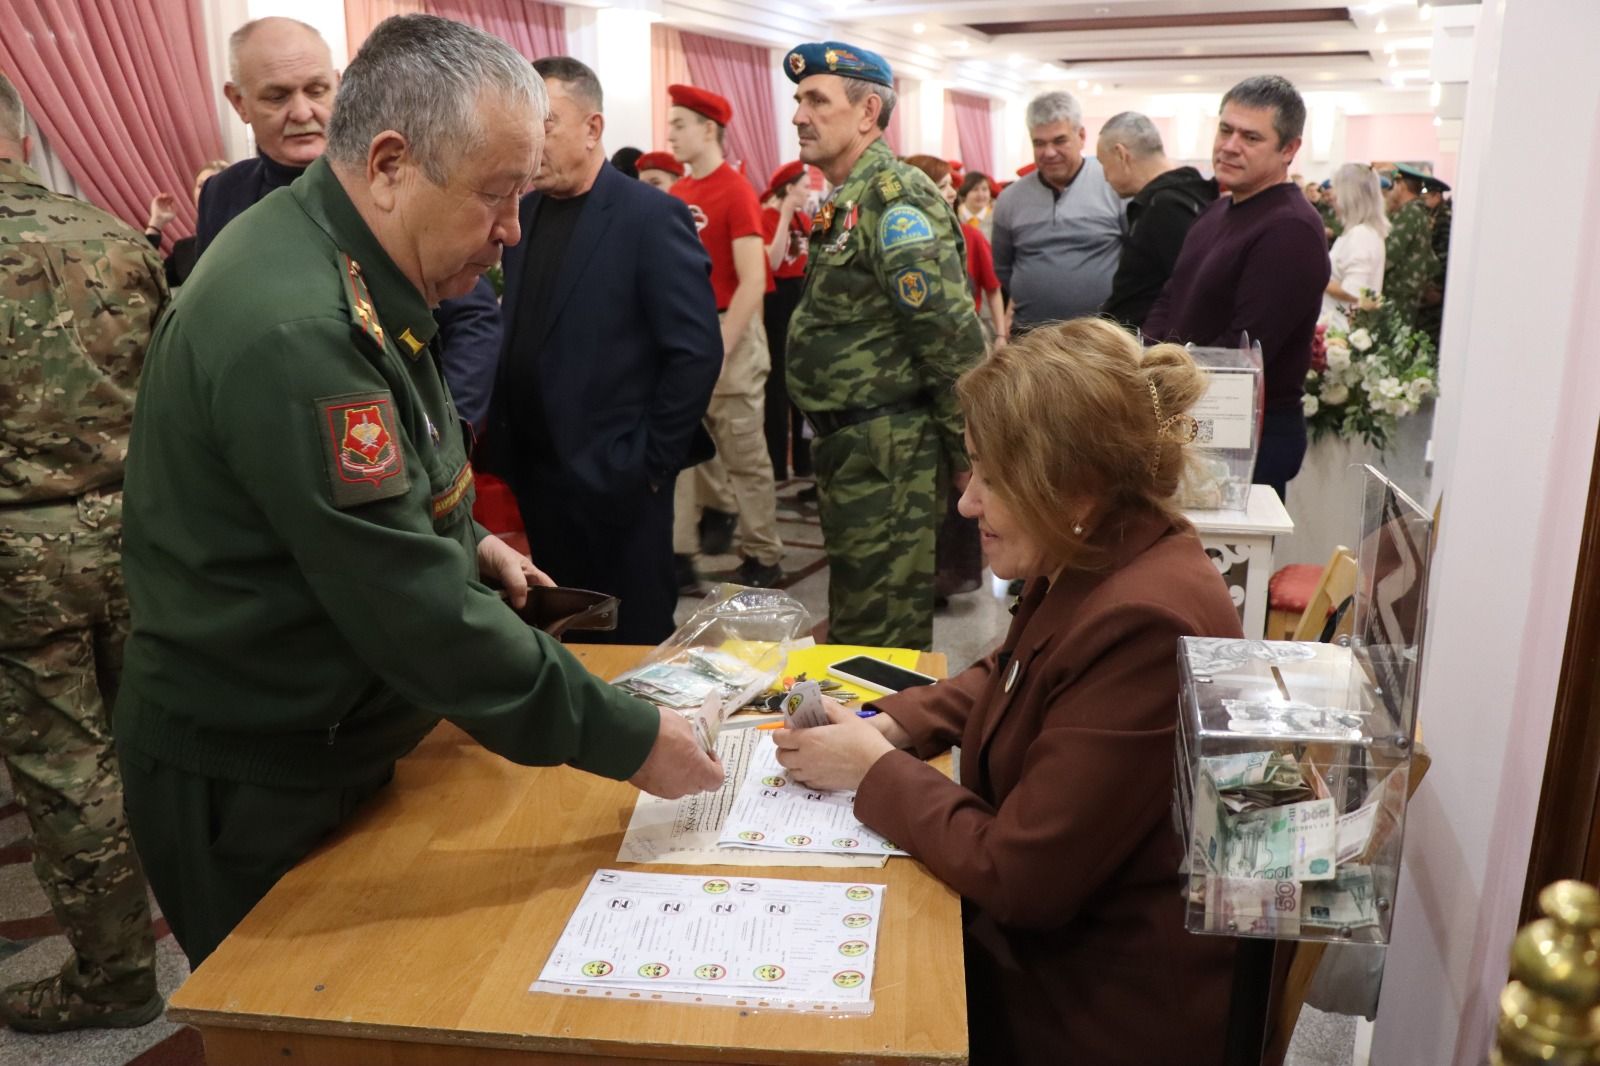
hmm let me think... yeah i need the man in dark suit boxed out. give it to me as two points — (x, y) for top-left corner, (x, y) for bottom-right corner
(197, 16), (502, 430)
(488, 57), (721, 643)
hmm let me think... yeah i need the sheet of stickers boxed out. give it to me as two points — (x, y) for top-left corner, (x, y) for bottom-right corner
(716, 731), (906, 857)
(533, 869), (886, 1013)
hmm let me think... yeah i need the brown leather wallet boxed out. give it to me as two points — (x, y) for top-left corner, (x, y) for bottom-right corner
(511, 585), (621, 638)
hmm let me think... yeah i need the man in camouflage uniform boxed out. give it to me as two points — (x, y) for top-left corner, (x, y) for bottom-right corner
(783, 41), (986, 650)
(1382, 164), (1440, 330)
(1314, 181), (1341, 246)
(1418, 175), (1452, 347)
(0, 74), (165, 1032)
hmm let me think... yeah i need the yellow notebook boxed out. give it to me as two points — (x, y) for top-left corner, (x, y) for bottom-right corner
(780, 644), (924, 703)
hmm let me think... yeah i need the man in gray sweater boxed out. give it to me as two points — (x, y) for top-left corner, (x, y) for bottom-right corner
(992, 90), (1127, 332)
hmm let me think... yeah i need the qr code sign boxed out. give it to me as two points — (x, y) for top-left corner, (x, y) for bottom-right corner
(1195, 419), (1215, 445)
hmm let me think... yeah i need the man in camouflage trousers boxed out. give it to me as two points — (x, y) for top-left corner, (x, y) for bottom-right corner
(782, 41), (986, 650)
(1382, 164), (1440, 330)
(0, 74), (165, 1032)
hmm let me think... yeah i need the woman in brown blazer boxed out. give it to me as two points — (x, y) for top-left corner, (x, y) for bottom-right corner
(775, 318), (1245, 1064)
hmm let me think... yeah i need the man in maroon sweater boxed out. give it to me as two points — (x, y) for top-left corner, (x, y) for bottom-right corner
(1144, 75), (1330, 500)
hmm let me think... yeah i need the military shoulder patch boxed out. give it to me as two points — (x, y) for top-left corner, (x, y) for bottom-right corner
(893, 267), (930, 309)
(875, 171), (904, 201)
(318, 391), (410, 509)
(879, 204), (935, 252)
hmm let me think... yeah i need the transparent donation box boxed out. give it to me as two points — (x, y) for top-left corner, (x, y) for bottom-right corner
(1176, 340), (1263, 512)
(1175, 467), (1432, 944)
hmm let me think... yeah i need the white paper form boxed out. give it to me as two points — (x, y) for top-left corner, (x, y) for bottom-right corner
(716, 733), (906, 857)
(1191, 372), (1256, 450)
(533, 869), (886, 1013)
(618, 728), (887, 869)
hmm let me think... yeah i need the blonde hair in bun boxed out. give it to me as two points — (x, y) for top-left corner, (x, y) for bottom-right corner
(956, 317), (1209, 570)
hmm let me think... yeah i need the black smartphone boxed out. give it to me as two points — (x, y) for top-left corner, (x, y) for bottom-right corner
(828, 655), (937, 695)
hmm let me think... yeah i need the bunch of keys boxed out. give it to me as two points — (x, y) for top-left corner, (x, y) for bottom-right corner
(744, 673), (856, 714)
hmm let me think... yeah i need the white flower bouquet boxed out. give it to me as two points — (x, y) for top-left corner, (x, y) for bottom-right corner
(1304, 297), (1438, 451)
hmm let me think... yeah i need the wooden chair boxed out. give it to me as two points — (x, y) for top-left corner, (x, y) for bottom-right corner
(1266, 546), (1359, 641)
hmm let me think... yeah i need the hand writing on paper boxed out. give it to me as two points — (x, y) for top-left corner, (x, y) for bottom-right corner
(629, 706), (725, 799)
(771, 700), (896, 792)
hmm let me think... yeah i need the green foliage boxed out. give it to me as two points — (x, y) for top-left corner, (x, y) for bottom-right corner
(1304, 299), (1438, 452)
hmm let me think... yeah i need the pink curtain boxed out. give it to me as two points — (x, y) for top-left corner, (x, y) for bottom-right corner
(884, 78), (903, 154)
(425, 0), (565, 60)
(650, 24), (691, 153)
(679, 30), (778, 192)
(949, 90), (994, 176)
(0, 0), (225, 241)
(345, 0), (426, 61)
(346, 0), (565, 62)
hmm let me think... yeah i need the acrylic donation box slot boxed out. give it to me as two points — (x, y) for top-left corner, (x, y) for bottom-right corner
(1175, 466), (1432, 944)
(1176, 339), (1262, 511)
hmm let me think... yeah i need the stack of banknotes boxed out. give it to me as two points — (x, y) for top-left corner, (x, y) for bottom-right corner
(1185, 750), (1406, 938)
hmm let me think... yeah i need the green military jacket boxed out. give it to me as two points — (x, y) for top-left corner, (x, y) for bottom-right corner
(786, 138), (985, 469)
(1428, 199), (1452, 286)
(0, 158), (166, 504)
(118, 158), (659, 788)
(1382, 198), (1438, 327)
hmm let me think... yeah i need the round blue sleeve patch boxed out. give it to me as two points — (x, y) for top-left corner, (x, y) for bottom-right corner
(879, 204), (935, 252)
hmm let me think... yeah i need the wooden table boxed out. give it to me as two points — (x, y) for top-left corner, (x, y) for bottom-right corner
(166, 646), (966, 1066)
(1187, 484), (1296, 638)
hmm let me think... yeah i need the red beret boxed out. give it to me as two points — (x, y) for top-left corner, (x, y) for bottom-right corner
(1016, 162), (1037, 177)
(762, 160), (806, 200)
(668, 83), (732, 126)
(947, 159), (964, 173)
(636, 151), (683, 176)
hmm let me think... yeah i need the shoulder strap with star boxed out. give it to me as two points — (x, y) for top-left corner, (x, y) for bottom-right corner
(339, 252), (387, 353)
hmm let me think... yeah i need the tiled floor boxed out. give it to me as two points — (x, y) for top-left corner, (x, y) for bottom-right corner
(0, 477), (1355, 1064)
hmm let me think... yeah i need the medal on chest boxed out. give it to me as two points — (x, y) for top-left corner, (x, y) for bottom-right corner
(825, 201), (859, 254)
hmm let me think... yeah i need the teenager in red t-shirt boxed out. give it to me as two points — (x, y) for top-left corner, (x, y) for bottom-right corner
(664, 84), (784, 590)
(759, 160), (811, 480)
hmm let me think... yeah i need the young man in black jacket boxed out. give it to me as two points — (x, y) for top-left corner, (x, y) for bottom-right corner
(1097, 112), (1218, 332)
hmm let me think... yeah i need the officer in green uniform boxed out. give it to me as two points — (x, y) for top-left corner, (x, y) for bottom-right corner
(1314, 180), (1342, 246)
(115, 15), (722, 968)
(1382, 164), (1440, 330)
(1418, 174), (1452, 346)
(783, 41), (986, 651)
(0, 74), (165, 1033)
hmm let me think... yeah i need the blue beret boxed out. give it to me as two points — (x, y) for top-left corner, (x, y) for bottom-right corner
(783, 41), (893, 88)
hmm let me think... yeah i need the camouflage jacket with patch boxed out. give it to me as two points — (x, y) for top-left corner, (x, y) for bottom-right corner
(1428, 200), (1451, 285)
(1382, 198), (1438, 326)
(0, 158), (167, 504)
(786, 138), (986, 469)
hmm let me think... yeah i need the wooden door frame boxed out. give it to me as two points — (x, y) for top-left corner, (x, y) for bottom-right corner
(1522, 424), (1600, 921)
